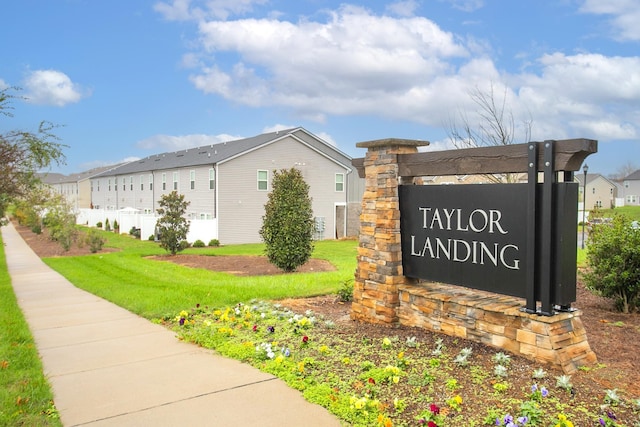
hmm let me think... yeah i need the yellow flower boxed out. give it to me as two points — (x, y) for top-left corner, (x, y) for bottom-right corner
(453, 395), (462, 405)
(554, 414), (574, 427)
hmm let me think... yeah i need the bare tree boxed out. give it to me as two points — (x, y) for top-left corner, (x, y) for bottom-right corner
(447, 83), (532, 183)
(608, 162), (638, 182)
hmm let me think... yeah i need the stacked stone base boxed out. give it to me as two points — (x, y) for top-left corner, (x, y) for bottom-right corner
(397, 282), (597, 374)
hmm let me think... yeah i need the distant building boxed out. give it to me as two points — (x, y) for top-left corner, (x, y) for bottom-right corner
(85, 127), (363, 244)
(621, 170), (640, 206)
(575, 173), (618, 209)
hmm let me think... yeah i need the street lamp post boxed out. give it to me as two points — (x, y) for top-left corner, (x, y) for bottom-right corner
(581, 164), (589, 249)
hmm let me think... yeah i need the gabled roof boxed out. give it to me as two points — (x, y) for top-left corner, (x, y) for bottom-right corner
(624, 169), (640, 181)
(575, 173), (616, 187)
(39, 164), (126, 185)
(92, 127), (350, 178)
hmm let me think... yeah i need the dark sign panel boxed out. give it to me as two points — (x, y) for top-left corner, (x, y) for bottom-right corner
(399, 183), (577, 304)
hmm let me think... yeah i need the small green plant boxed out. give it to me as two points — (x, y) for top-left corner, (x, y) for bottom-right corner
(337, 279), (353, 302)
(96, 221), (102, 228)
(604, 389), (621, 406)
(105, 218), (111, 231)
(494, 364), (508, 378)
(492, 352), (511, 365)
(129, 227), (141, 239)
(454, 347), (473, 366)
(532, 368), (547, 379)
(192, 239), (205, 248)
(555, 375), (573, 392)
(208, 239), (220, 247)
(179, 240), (190, 250)
(113, 220), (119, 231)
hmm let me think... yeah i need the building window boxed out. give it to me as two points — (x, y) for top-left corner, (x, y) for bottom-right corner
(335, 173), (345, 192)
(257, 170), (268, 191)
(209, 168), (215, 190)
(97, 180), (100, 192)
(130, 176), (134, 191)
(627, 195), (638, 204)
(190, 170), (195, 190)
(592, 187), (595, 194)
(173, 172), (179, 190)
(149, 174), (153, 191)
(140, 175), (144, 191)
(108, 179), (111, 191)
(162, 173), (166, 191)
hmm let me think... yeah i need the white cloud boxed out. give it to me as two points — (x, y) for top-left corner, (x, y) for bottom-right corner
(386, 1), (419, 17)
(443, 0), (484, 13)
(136, 133), (241, 151)
(0, 79), (8, 90)
(23, 70), (86, 106)
(155, 0), (268, 21)
(170, 3), (640, 144)
(190, 5), (468, 120)
(580, 0), (640, 41)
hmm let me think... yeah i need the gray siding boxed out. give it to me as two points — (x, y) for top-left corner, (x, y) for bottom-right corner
(218, 136), (350, 244)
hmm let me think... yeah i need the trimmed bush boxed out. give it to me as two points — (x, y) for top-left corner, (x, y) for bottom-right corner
(584, 213), (640, 313)
(208, 239), (220, 247)
(259, 168), (314, 272)
(192, 239), (205, 248)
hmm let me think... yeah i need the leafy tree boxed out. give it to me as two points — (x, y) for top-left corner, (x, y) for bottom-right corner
(0, 87), (66, 220)
(260, 167), (315, 272)
(156, 191), (190, 255)
(42, 192), (78, 251)
(583, 214), (640, 313)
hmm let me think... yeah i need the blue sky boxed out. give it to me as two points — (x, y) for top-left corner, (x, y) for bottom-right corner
(1, 0), (639, 178)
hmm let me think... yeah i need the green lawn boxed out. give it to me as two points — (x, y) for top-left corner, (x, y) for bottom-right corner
(595, 205), (640, 221)
(43, 231), (358, 320)
(0, 234), (61, 426)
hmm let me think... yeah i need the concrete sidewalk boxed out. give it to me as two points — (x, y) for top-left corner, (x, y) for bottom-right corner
(2, 222), (341, 427)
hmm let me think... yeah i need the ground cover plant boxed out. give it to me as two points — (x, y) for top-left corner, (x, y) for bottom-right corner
(168, 299), (640, 426)
(0, 233), (60, 426)
(10, 222), (640, 426)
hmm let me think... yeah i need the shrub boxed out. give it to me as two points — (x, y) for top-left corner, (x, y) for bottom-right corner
(337, 279), (354, 302)
(105, 218), (111, 232)
(31, 224), (42, 234)
(583, 214), (640, 313)
(148, 234), (156, 241)
(84, 229), (106, 253)
(259, 168), (314, 272)
(96, 221), (103, 229)
(129, 227), (141, 239)
(179, 240), (190, 250)
(113, 220), (119, 232)
(208, 239), (220, 247)
(192, 239), (205, 248)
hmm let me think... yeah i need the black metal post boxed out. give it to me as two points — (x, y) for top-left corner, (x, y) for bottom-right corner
(581, 164), (588, 249)
(524, 143), (538, 313)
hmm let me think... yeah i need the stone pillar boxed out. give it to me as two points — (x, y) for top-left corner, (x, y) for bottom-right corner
(351, 138), (429, 324)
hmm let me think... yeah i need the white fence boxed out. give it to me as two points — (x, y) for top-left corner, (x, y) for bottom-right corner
(77, 208), (218, 244)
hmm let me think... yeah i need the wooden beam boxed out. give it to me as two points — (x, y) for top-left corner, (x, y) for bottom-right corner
(352, 139), (597, 178)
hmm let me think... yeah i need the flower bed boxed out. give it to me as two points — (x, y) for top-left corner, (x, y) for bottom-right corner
(169, 301), (639, 426)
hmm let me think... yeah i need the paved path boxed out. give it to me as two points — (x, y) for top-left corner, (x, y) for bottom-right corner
(3, 222), (341, 426)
